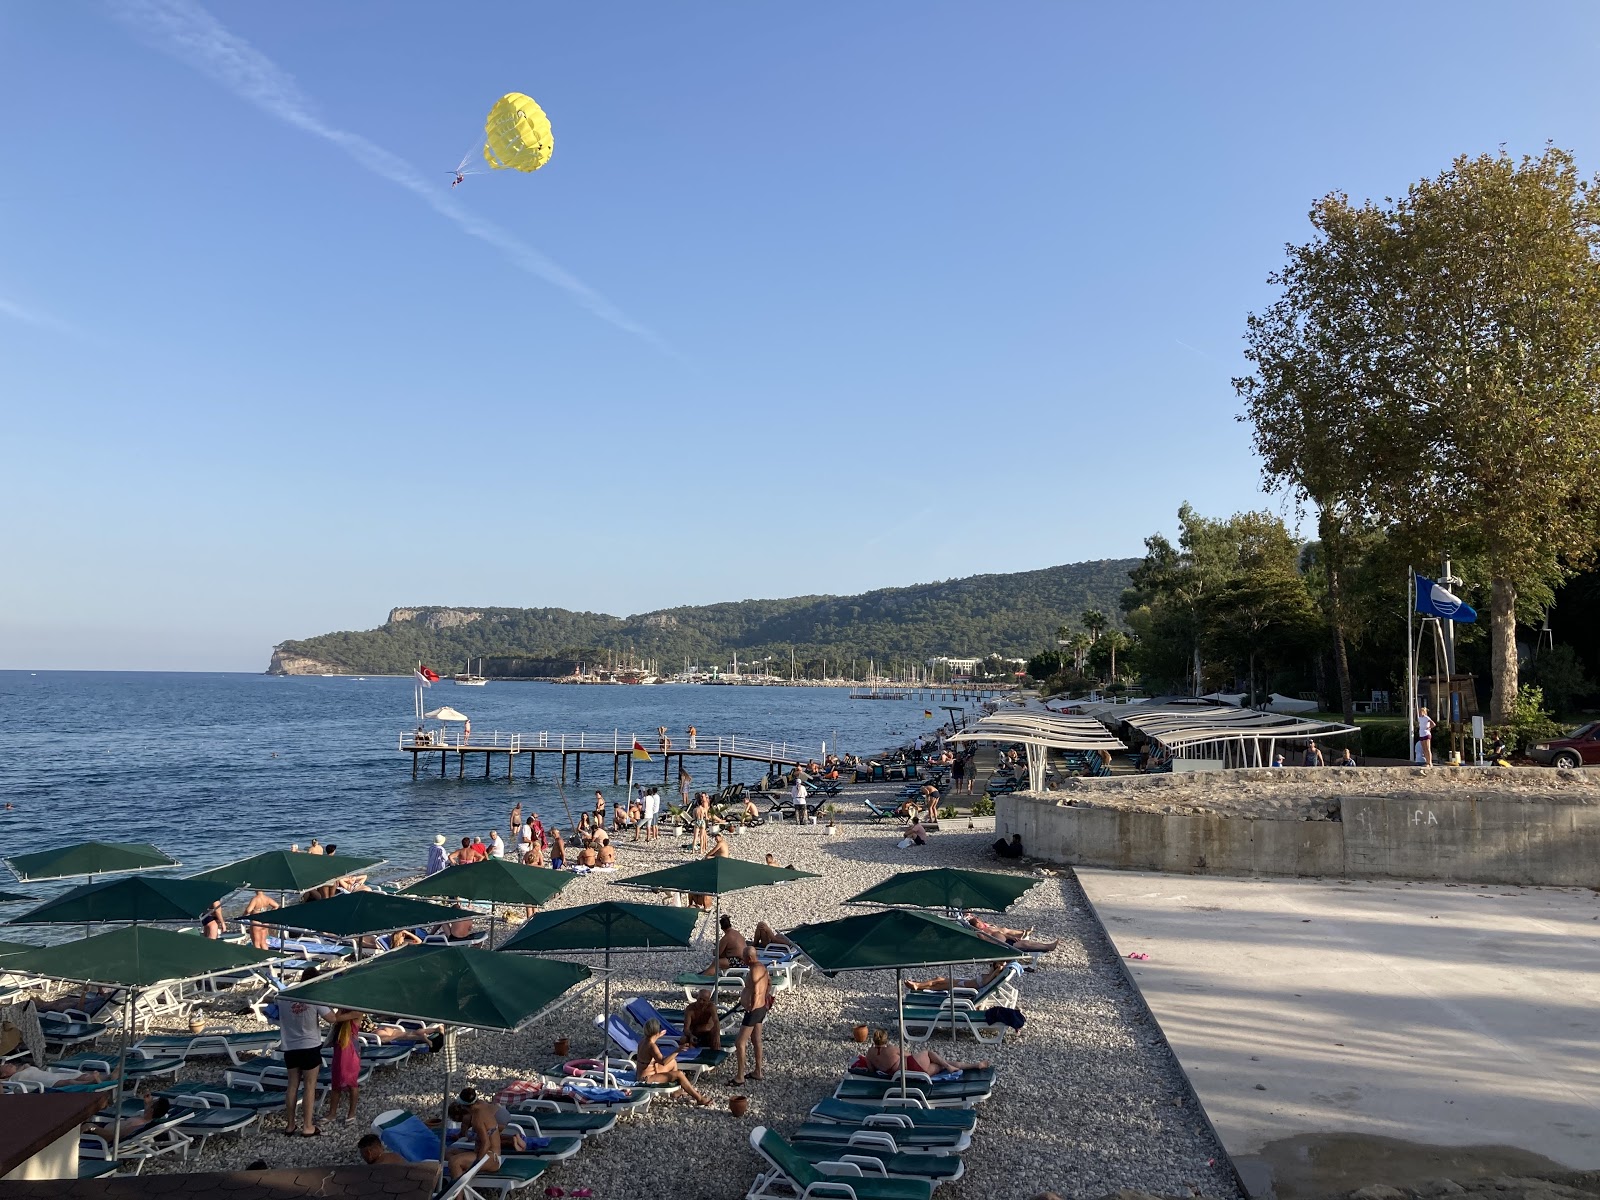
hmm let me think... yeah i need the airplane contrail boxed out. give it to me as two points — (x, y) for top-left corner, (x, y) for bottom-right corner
(109, 0), (675, 354)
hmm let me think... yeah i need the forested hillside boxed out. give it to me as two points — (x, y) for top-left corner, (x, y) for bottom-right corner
(269, 559), (1136, 676)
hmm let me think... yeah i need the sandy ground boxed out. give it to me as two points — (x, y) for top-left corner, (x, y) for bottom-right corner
(1077, 869), (1600, 1198)
(87, 791), (1241, 1200)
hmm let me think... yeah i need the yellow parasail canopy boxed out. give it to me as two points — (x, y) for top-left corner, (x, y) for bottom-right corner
(483, 92), (554, 174)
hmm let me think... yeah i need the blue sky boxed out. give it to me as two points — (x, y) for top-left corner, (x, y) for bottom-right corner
(4, 1), (1597, 670)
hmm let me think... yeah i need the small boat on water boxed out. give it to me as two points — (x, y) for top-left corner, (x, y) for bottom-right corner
(454, 657), (489, 686)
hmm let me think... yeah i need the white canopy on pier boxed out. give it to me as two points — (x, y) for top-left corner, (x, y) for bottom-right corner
(424, 706), (470, 722)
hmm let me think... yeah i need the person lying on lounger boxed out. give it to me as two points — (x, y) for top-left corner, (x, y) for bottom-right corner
(634, 1019), (711, 1105)
(95, 1095), (170, 1140)
(358, 1132), (408, 1165)
(763, 853), (796, 871)
(964, 912), (1057, 953)
(751, 921), (795, 951)
(864, 1028), (988, 1075)
(903, 960), (1009, 993)
(445, 1094), (526, 1179)
(0, 1062), (108, 1086)
(705, 915), (747, 974)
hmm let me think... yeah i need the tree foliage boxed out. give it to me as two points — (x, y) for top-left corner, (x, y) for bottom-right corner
(1237, 147), (1600, 721)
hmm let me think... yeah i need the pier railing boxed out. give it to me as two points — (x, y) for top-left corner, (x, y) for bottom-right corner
(399, 730), (799, 761)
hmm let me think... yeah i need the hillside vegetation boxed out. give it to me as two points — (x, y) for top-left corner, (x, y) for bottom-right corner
(270, 559), (1136, 676)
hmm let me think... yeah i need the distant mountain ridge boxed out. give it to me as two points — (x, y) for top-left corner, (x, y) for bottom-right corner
(267, 559), (1137, 676)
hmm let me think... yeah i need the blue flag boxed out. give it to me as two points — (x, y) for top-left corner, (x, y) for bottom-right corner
(1415, 576), (1477, 623)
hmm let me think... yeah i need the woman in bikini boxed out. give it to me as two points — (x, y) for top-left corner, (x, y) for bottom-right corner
(634, 1019), (711, 1105)
(865, 1028), (988, 1076)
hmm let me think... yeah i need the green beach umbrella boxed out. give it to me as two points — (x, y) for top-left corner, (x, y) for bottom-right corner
(279, 891), (480, 941)
(499, 901), (700, 1059)
(788, 909), (1020, 1099)
(5, 841), (178, 883)
(4, 926), (278, 1157)
(0, 938), (35, 957)
(190, 849), (383, 893)
(6, 875), (232, 927)
(846, 868), (1038, 1045)
(0, 891), (35, 904)
(401, 859), (571, 945)
(847, 867), (1037, 915)
(279, 944), (592, 1169)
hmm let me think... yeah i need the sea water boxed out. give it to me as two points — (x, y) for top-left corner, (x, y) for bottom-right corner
(0, 671), (956, 892)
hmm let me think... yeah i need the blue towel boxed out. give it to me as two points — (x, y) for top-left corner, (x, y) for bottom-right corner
(931, 1070), (962, 1082)
(380, 1115), (441, 1163)
(562, 1084), (628, 1103)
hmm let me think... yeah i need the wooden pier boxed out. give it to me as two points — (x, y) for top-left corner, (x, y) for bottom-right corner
(399, 730), (810, 787)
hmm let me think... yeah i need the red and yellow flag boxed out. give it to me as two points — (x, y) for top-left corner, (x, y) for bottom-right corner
(631, 739), (652, 762)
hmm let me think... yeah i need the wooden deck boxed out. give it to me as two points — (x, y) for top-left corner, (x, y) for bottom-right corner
(399, 731), (809, 785)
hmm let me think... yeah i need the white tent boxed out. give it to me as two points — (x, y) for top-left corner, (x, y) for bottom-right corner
(424, 706), (470, 721)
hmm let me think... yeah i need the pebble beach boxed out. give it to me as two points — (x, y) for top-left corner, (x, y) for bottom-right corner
(126, 787), (1240, 1200)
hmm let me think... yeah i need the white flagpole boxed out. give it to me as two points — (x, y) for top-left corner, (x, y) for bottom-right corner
(1406, 570), (1416, 762)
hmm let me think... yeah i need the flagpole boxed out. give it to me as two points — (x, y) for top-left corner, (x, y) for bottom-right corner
(1407, 569), (1416, 762)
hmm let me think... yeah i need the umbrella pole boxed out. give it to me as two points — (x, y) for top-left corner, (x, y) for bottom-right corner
(896, 968), (908, 1101)
(112, 988), (133, 1158)
(601, 947), (611, 1079)
(438, 1028), (455, 1173)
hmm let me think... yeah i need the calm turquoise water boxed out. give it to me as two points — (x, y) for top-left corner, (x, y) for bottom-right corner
(0, 672), (961, 889)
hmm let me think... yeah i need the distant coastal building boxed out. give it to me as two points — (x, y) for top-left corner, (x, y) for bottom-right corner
(926, 656), (983, 673)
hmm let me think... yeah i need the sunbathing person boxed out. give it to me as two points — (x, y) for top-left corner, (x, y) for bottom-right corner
(740, 796), (760, 824)
(358, 928), (422, 951)
(634, 1019), (710, 1105)
(0, 1062), (107, 1086)
(681, 988), (721, 1052)
(763, 853), (797, 871)
(904, 961), (1009, 993)
(445, 1095), (524, 1179)
(32, 985), (114, 1015)
(596, 842), (616, 867)
(706, 914), (747, 974)
(577, 845), (598, 868)
(96, 1095), (171, 1141)
(965, 912), (1057, 953)
(751, 921), (795, 951)
(358, 1132), (408, 1165)
(704, 831), (729, 859)
(864, 1028), (988, 1075)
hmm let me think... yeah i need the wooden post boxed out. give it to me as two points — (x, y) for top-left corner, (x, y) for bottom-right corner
(613, 754), (620, 785)
(484, 753), (491, 779)
(440, 751), (446, 778)
(507, 752), (514, 780)
(412, 753), (418, 780)
(458, 751), (465, 779)
(561, 752), (568, 783)
(530, 751), (537, 779)
(575, 753), (582, 783)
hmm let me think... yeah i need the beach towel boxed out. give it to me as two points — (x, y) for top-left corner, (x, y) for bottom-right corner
(562, 1083), (629, 1103)
(983, 1006), (1026, 1031)
(379, 1114), (440, 1163)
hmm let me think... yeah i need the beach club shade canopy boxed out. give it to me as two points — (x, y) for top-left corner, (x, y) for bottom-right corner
(788, 909), (1021, 975)
(498, 901), (700, 955)
(619, 857), (820, 898)
(948, 710), (1129, 792)
(279, 943), (591, 1032)
(424, 706), (470, 722)
(401, 859), (571, 909)
(190, 849), (385, 894)
(6, 875), (232, 927)
(1, 925), (278, 988)
(5, 841), (179, 883)
(279, 891), (481, 939)
(848, 868), (1037, 915)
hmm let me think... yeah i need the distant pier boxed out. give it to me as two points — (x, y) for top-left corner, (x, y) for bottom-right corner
(400, 730), (813, 786)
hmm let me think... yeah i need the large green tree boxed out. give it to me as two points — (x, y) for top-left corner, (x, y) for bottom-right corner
(1237, 148), (1600, 722)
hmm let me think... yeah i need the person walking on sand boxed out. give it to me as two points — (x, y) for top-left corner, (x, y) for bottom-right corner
(678, 764), (693, 808)
(280, 968), (329, 1136)
(687, 725), (698, 750)
(733, 944), (772, 1085)
(1417, 705), (1434, 765)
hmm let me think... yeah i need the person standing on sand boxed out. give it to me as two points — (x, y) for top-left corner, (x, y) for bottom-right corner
(244, 890), (279, 950)
(1417, 705), (1434, 765)
(280, 968), (329, 1136)
(678, 764), (693, 808)
(732, 944), (771, 1085)
(642, 787), (661, 842)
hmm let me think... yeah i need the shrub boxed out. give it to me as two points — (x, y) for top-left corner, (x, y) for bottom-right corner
(1497, 684), (1565, 753)
(970, 797), (996, 817)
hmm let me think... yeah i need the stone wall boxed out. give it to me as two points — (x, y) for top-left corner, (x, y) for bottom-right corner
(999, 783), (1600, 886)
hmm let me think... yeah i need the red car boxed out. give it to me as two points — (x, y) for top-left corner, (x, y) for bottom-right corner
(1527, 722), (1600, 768)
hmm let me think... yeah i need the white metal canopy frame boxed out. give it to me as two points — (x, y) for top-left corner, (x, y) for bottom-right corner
(1100, 704), (1358, 768)
(948, 711), (1127, 792)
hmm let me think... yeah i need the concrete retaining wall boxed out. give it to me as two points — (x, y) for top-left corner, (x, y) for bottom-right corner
(999, 793), (1600, 885)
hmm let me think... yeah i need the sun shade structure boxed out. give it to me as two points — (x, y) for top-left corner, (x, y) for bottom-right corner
(948, 710), (1128, 791)
(401, 858), (570, 944)
(424, 706), (469, 722)
(5, 841), (179, 883)
(7, 875), (232, 927)
(788, 910), (1020, 1099)
(1095, 702), (1359, 769)
(4, 926), (278, 1157)
(848, 868), (1037, 915)
(279, 943), (592, 1170)
(499, 901), (700, 1059)
(190, 850), (384, 894)
(279, 891), (480, 939)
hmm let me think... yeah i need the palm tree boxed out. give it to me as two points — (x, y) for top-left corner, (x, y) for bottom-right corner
(1066, 632), (1092, 671)
(1081, 609), (1108, 643)
(1099, 629), (1131, 679)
